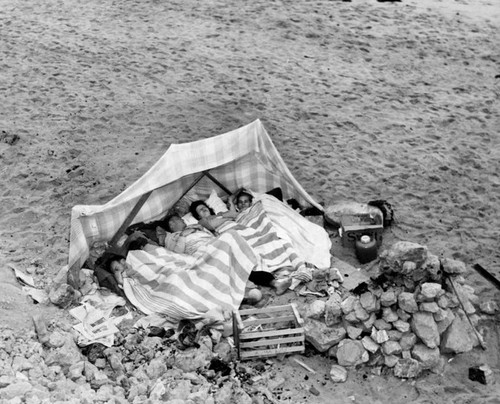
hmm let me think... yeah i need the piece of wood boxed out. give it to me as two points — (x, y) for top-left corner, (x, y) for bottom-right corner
(242, 314), (296, 326)
(241, 335), (304, 348)
(203, 171), (233, 195)
(472, 263), (500, 290)
(291, 358), (317, 374)
(240, 346), (304, 360)
(239, 304), (294, 316)
(109, 191), (153, 248)
(240, 327), (304, 340)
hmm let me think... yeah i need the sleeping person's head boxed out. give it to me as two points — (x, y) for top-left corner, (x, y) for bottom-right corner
(190, 201), (215, 220)
(236, 191), (253, 211)
(165, 214), (187, 233)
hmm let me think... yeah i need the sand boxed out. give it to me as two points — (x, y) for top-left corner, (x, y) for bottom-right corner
(1, 0), (499, 402)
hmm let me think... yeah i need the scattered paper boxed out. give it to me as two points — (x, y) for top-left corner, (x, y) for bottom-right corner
(8, 263), (35, 287)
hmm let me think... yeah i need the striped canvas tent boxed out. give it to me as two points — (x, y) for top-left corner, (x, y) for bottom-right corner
(67, 119), (323, 286)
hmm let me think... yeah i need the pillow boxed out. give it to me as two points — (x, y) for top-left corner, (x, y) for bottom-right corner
(182, 212), (198, 226)
(205, 189), (228, 214)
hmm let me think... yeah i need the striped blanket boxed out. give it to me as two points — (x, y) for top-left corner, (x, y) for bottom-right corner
(218, 201), (305, 273)
(122, 230), (258, 323)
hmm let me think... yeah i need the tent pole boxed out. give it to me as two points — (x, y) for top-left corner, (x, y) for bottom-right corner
(203, 170), (232, 195)
(108, 190), (153, 248)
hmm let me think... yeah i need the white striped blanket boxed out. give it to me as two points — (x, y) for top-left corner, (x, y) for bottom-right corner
(122, 230), (258, 323)
(218, 201), (305, 273)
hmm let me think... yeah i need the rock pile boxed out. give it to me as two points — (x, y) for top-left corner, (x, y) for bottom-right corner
(0, 316), (291, 403)
(302, 241), (493, 379)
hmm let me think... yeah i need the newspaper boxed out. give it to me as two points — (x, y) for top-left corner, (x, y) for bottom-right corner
(70, 291), (132, 347)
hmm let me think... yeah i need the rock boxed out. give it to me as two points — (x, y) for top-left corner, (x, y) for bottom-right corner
(423, 254), (441, 281)
(384, 355), (399, 368)
(0, 381), (32, 400)
(382, 341), (402, 356)
(232, 386), (253, 404)
(166, 379), (191, 401)
(411, 344), (440, 369)
(371, 329), (389, 344)
(441, 311), (479, 354)
(398, 292), (418, 313)
(303, 300), (326, 320)
(353, 300), (370, 321)
(188, 384), (211, 403)
(361, 312), (377, 331)
(213, 381), (233, 404)
(393, 319), (410, 333)
(336, 339), (368, 367)
(346, 324), (363, 340)
(359, 292), (379, 313)
(387, 330), (403, 341)
(399, 334), (416, 353)
(148, 380), (166, 400)
(341, 295), (357, 314)
(330, 365), (348, 383)
(361, 336), (380, 353)
(380, 242), (428, 272)
(95, 385), (114, 402)
(394, 358), (422, 378)
(214, 340), (233, 363)
(382, 307), (398, 323)
(68, 361), (85, 381)
(436, 308), (456, 334)
(419, 302), (440, 313)
(380, 290), (398, 307)
(453, 283), (476, 314)
(402, 261), (417, 276)
(174, 344), (213, 372)
(325, 292), (343, 326)
(436, 294), (449, 309)
(396, 308), (411, 322)
(411, 312), (440, 349)
(304, 319), (346, 352)
(420, 283), (443, 300)
(373, 319), (391, 331)
(44, 333), (83, 370)
(441, 258), (467, 275)
(479, 300), (499, 315)
(146, 357), (167, 380)
(48, 283), (77, 309)
(11, 356), (33, 372)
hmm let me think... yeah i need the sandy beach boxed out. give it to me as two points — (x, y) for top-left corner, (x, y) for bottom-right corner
(1, 0), (499, 402)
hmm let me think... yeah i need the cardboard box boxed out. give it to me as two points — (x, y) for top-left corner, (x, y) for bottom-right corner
(233, 303), (305, 360)
(340, 214), (383, 247)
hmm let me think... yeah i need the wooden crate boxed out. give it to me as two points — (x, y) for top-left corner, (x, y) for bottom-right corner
(233, 303), (305, 360)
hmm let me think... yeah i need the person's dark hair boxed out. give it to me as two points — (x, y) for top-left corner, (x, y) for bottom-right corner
(95, 252), (126, 273)
(189, 200), (214, 220)
(162, 213), (181, 233)
(128, 237), (149, 251)
(236, 190), (254, 205)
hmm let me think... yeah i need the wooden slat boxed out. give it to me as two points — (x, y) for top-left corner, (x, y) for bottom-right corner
(240, 327), (304, 340)
(240, 345), (304, 360)
(240, 335), (304, 348)
(242, 315), (296, 327)
(239, 304), (294, 316)
(290, 303), (304, 326)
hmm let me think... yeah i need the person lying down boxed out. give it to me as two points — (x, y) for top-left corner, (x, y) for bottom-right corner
(95, 226), (290, 327)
